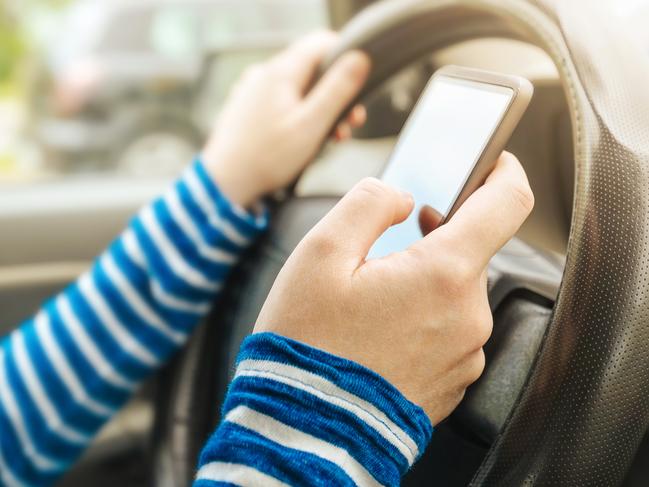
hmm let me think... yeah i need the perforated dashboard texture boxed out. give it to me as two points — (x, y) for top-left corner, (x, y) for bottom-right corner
(324, 0), (649, 485)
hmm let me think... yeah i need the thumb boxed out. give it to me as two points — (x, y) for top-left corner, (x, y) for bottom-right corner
(301, 50), (371, 139)
(307, 178), (414, 269)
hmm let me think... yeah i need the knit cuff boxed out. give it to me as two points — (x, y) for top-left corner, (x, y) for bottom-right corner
(199, 333), (432, 486)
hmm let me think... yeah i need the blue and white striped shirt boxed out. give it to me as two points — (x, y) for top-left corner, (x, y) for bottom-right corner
(0, 159), (432, 486)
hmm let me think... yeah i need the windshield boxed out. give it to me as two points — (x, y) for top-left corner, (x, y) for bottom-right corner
(48, 1), (108, 71)
(0, 0), (328, 184)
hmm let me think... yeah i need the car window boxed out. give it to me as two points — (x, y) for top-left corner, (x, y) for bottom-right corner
(204, 0), (327, 48)
(0, 0), (328, 184)
(47, 1), (107, 72)
(97, 8), (154, 54)
(151, 7), (201, 59)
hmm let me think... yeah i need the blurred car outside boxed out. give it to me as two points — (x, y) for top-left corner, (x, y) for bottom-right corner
(28, 0), (327, 178)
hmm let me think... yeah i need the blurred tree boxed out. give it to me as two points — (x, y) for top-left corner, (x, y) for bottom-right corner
(0, 0), (72, 89)
(0, 3), (27, 87)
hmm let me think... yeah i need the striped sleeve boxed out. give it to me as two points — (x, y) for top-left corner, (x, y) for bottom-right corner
(195, 333), (433, 487)
(0, 159), (267, 487)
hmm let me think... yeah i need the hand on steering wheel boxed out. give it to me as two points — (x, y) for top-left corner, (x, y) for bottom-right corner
(202, 31), (371, 208)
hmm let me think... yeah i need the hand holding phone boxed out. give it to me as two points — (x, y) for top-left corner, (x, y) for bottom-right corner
(369, 65), (533, 258)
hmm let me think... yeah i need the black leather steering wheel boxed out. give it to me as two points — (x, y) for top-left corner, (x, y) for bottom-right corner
(152, 0), (649, 485)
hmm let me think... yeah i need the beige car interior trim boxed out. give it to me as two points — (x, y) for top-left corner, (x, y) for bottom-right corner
(0, 261), (89, 291)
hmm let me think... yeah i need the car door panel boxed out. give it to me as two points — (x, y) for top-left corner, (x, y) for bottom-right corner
(0, 178), (166, 333)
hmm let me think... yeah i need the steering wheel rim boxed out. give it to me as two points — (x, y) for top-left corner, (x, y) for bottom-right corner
(152, 1), (649, 485)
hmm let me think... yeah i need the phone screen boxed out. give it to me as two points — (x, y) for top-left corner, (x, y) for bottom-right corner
(369, 75), (514, 258)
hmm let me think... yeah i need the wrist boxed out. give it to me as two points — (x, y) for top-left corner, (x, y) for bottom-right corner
(202, 168), (262, 210)
(201, 144), (264, 209)
(191, 159), (269, 236)
(207, 166), (262, 210)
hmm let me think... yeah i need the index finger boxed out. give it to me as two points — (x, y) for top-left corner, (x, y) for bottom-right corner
(421, 152), (534, 269)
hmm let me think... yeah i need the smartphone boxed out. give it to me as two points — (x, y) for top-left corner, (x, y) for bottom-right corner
(369, 65), (533, 259)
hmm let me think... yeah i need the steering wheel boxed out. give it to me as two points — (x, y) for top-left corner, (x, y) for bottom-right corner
(151, 0), (649, 485)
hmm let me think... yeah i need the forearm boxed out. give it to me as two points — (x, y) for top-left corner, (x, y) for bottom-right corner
(0, 159), (267, 486)
(195, 333), (433, 486)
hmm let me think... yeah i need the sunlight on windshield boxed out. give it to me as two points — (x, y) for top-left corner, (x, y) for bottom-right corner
(0, 0), (327, 183)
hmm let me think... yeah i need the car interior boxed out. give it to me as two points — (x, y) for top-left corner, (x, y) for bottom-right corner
(2, 0), (649, 485)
